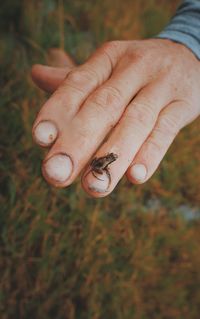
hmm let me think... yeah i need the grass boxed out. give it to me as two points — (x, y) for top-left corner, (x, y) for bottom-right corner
(1, 0), (200, 318)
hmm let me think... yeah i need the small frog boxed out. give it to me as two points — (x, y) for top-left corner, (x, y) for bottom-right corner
(88, 153), (118, 188)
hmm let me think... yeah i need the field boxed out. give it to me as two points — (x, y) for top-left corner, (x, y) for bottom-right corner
(1, 0), (200, 318)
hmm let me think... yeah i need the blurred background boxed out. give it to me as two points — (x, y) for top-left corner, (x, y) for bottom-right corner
(1, 0), (200, 318)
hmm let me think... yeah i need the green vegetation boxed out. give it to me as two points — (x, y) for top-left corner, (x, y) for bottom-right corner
(0, 0), (200, 318)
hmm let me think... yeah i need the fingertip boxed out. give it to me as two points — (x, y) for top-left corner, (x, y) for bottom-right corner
(126, 163), (147, 184)
(42, 153), (73, 187)
(32, 120), (58, 147)
(31, 64), (69, 92)
(82, 170), (111, 198)
(31, 64), (42, 81)
(31, 64), (50, 91)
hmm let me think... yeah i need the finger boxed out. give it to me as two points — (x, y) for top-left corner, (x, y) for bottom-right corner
(47, 48), (76, 67)
(31, 65), (72, 93)
(41, 57), (153, 188)
(127, 101), (190, 184)
(81, 77), (174, 197)
(32, 42), (124, 147)
(31, 49), (76, 93)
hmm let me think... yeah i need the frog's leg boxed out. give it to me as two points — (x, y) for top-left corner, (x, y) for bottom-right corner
(105, 169), (111, 188)
(92, 171), (104, 181)
(84, 168), (104, 181)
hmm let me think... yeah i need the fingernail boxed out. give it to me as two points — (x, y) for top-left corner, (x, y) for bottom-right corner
(85, 171), (110, 193)
(33, 121), (58, 146)
(43, 154), (73, 183)
(130, 164), (147, 182)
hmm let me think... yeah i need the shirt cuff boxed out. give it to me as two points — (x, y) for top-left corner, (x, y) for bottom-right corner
(156, 29), (200, 60)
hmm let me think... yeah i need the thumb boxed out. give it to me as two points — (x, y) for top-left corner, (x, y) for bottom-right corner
(31, 64), (73, 93)
(31, 48), (77, 93)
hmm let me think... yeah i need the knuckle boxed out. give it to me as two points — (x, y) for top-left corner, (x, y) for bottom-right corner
(147, 137), (163, 154)
(66, 66), (100, 89)
(89, 86), (123, 124)
(157, 115), (179, 137)
(126, 47), (149, 64)
(66, 69), (89, 85)
(92, 86), (123, 110)
(79, 67), (99, 83)
(101, 40), (119, 53)
(125, 101), (157, 127)
(55, 70), (86, 99)
(62, 68), (98, 95)
(59, 81), (85, 97)
(100, 41), (122, 68)
(85, 67), (99, 81)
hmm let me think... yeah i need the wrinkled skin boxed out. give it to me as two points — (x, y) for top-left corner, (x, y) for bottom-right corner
(32, 39), (200, 197)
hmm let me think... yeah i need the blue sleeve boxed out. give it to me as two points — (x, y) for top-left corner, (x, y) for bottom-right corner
(156, 0), (200, 59)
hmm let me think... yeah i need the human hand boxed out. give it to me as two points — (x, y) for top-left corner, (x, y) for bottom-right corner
(32, 39), (200, 197)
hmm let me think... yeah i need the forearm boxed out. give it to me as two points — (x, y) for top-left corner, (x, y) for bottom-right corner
(156, 0), (200, 59)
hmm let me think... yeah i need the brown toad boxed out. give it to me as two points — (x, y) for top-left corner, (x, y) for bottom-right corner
(88, 153), (118, 188)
